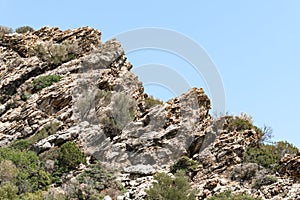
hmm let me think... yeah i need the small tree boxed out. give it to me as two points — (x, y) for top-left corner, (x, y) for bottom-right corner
(58, 142), (86, 171)
(146, 170), (196, 200)
(260, 125), (273, 143)
(15, 26), (34, 34)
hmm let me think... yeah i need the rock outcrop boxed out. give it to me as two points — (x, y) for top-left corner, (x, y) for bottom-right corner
(0, 26), (299, 200)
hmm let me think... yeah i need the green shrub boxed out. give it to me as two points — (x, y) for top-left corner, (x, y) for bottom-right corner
(145, 170), (196, 200)
(32, 75), (62, 91)
(15, 26), (34, 34)
(18, 190), (43, 200)
(207, 190), (261, 200)
(226, 117), (262, 135)
(11, 140), (32, 151)
(28, 122), (59, 145)
(11, 122), (59, 151)
(145, 95), (163, 109)
(0, 148), (52, 193)
(170, 156), (198, 174)
(58, 142), (86, 171)
(244, 141), (299, 171)
(0, 182), (18, 200)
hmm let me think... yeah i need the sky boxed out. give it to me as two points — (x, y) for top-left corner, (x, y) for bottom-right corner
(0, 1), (299, 147)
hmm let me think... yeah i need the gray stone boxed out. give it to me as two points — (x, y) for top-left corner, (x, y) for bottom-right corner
(123, 164), (156, 175)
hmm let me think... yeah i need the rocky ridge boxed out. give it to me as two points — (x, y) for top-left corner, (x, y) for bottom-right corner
(0, 27), (299, 199)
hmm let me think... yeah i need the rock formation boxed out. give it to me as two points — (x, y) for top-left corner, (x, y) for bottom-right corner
(0, 27), (299, 200)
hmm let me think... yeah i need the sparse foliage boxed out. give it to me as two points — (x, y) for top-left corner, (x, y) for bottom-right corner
(145, 95), (163, 109)
(260, 125), (273, 143)
(146, 170), (196, 200)
(75, 161), (124, 199)
(32, 40), (79, 65)
(252, 175), (277, 189)
(0, 160), (19, 183)
(101, 93), (135, 139)
(0, 25), (13, 35)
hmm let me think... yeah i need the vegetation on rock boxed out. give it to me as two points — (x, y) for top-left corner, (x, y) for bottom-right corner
(15, 26), (34, 34)
(11, 122), (59, 151)
(0, 147), (51, 197)
(226, 117), (262, 136)
(32, 40), (79, 65)
(170, 156), (198, 175)
(146, 170), (197, 200)
(32, 75), (62, 91)
(75, 161), (124, 199)
(145, 95), (163, 109)
(244, 141), (299, 171)
(58, 141), (86, 171)
(0, 25), (13, 35)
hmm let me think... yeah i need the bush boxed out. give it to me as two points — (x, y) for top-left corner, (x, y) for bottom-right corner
(28, 122), (59, 145)
(252, 175), (277, 189)
(101, 93), (135, 139)
(76, 161), (123, 199)
(11, 140), (32, 151)
(145, 95), (163, 109)
(145, 170), (196, 200)
(0, 182), (18, 200)
(170, 156), (198, 174)
(11, 122), (59, 151)
(15, 26), (34, 34)
(226, 117), (261, 135)
(33, 40), (79, 65)
(207, 190), (261, 200)
(0, 147), (52, 193)
(58, 142), (86, 171)
(18, 191), (43, 200)
(244, 141), (299, 171)
(32, 75), (62, 91)
(0, 25), (13, 35)
(0, 160), (19, 183)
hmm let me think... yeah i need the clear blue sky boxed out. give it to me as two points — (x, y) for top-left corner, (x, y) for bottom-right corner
(1, 1), (299, 147)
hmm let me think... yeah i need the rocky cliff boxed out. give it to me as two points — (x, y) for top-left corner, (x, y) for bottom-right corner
(0, 27), (299, 200)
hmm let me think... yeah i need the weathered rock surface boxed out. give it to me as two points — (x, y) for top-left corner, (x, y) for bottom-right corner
(0, 26), (299, 200)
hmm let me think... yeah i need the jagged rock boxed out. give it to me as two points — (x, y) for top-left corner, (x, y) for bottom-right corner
(1, 26), (299, 200)
(279, 153), (300, 179)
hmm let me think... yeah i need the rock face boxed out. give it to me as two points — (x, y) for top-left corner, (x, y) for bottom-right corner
(0, 27), (299, 200)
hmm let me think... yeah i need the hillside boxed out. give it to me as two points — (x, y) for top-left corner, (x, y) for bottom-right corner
(0, 26), (299, 200)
